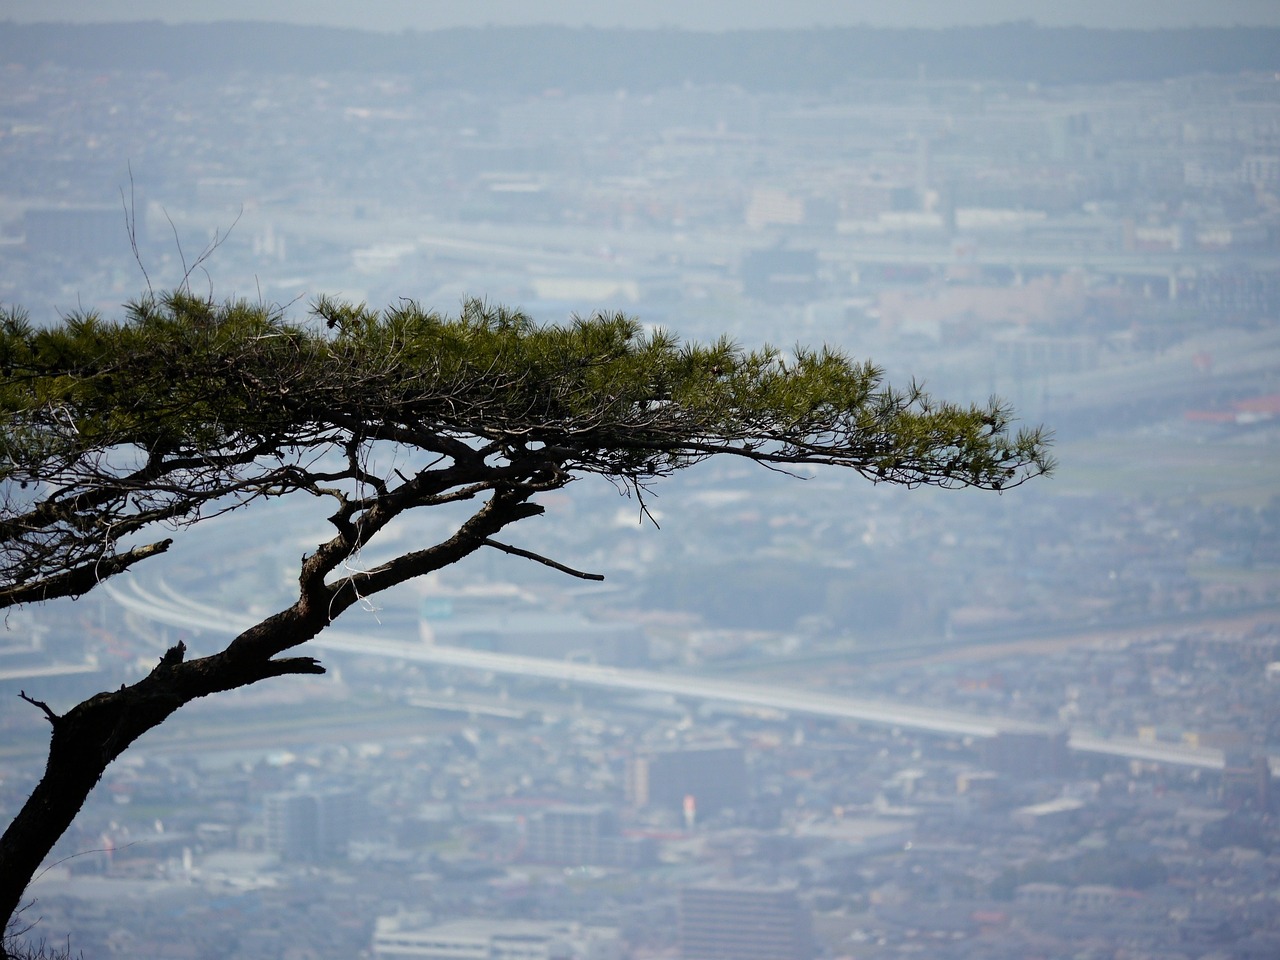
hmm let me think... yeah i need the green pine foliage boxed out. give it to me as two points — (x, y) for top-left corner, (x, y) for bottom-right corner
(0, 291), (1050, 606)
(2, 291), (1051, 487)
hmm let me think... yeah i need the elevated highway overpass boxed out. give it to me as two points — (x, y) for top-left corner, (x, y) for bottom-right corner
(108, 579), (1246, 774)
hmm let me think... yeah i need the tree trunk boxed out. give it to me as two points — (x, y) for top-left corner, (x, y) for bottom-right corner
(1, 486), (535, 950)
(0, 684), (184, 937)
(0, 622), (324, 947)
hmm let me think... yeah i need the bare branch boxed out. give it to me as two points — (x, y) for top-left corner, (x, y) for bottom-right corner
(17, 692), (58, 726)
(481, 538), (605, 581)
(318, 488), (548, 620)
(259, 656), (326, 679)
(120, 163), (152, 297)
(164, 208), (188, 290)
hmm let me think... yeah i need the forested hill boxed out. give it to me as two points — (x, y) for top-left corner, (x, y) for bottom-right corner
(2, 20), (1278, 89)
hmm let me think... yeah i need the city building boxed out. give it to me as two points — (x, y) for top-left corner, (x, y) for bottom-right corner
(982, 730), (1072, 780)
(371, 916), (622, 960)
(678, 884), (813, 960)
(1221, 753), (1274, 812)
(264, 788), (360, 862)
(628, 744), (747, 818)
(522, 805), (655, 868)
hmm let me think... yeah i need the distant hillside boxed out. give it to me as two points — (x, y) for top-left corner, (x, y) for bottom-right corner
(1, 21), (1277, 89)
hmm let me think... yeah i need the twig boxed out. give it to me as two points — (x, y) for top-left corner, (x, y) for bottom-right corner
(120, 163), (153, 296)
(33, 842), (140, 883)
(164, 207), (188, 292)
(184, 205), (243, 297)
(18, 690), (59, 725)
(481, 538), (604, 581)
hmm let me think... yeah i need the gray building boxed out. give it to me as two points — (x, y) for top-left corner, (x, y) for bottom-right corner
(522, 804), (654, 869)
(679, 884), (812, 960)
(628, 744), (747, 818)
(264, 788), (359, 862)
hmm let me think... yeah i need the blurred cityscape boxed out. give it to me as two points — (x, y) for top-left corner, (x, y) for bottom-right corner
(2, 24), (1279, 960)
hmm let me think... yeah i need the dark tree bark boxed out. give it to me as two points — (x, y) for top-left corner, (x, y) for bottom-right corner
(0, 636), (324, 932)
(0, 483), (544, 943)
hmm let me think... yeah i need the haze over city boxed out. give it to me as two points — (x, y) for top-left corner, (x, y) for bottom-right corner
(1, 11), (1278, 960)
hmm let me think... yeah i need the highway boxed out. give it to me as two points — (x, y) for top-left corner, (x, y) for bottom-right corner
(162, 207), (1280, 289)
(104, 579), (1247, 774)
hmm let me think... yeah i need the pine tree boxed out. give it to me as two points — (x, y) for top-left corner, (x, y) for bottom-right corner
(0, 292), (1051, 949)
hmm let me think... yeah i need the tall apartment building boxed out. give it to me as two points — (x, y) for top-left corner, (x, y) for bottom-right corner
(679, 884), (812, 960)
(264, 788), (360, 862)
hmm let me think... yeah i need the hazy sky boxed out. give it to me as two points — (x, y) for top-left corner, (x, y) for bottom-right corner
(3, 0), (1280, 31)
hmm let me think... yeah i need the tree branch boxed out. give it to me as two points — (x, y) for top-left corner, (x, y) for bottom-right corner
(0, 540), (173, 610)
(17, 691), (58, 726)
(322, 490), (547, 618)
(259, 656), (326, 679)
(482, 538), (604, 581)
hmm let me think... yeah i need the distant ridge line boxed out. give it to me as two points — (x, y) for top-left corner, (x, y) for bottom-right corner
(1, 21), (1277, 88)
